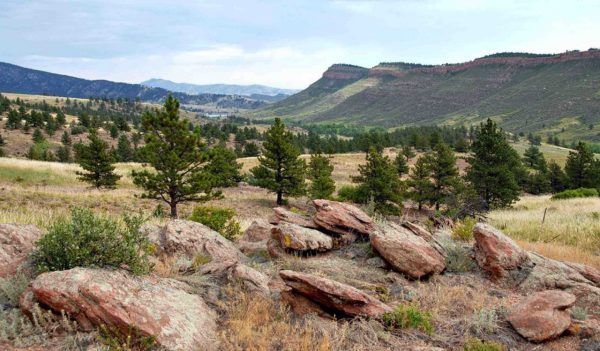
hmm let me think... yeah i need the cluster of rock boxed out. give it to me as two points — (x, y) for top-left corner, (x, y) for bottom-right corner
(1, 199), (599, 349)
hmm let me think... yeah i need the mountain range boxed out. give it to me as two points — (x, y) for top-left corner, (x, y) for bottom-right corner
(141, 78), (298, 99)
(253, 49), (600, 141)
(0, 62), (271, 110)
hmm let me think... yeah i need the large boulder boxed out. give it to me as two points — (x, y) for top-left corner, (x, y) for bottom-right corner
(312, 199), (375, 238)
(240, 219), (273, 242)
(269, 207), (318, 229)
(21, 268), (218, 351)
(370, 222), (445, 279)
(198, 260), (270, 295)
(272, 223), (333, 252)
(473, 223), (530, 280)
(402, 222), (449, 257)
(279, 270), (391, 318)
(507, 290), (576, 342)
(161, 220), (245, 262)
(0, 224), (43, 277)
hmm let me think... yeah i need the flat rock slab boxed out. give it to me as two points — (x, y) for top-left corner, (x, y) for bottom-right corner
(21, 268), (218, 351)
(270, 207), (318, 229)
(272, 223), (333, 252)
(312, 199), (375, 238)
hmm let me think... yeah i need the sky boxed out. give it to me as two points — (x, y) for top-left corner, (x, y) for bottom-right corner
(1, 0), (599, 89)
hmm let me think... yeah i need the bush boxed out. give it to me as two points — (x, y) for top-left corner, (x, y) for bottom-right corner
(471, 308), (498, 334)
(445, 243), (477, 273)
(0, 269), (30, 307)
(551, 188), (598, 200)
(31, 208), (152, 275)
(463, 337), (505, 351)
(189, 206), (242, 240)
(452, 217), (477, 241)
(337, 185), (368, 203)
(382, 304), (433, 335)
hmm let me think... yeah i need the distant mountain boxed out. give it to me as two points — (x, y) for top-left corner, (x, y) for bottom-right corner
(0, 62), (268, 110)
(253, 50), (600, 142)
(141, 78), (299, 97)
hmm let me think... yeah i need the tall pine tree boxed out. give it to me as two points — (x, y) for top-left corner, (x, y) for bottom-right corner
(565, 142), (597, 189)
(408, 155), (433, 211)
(74, 129), (121, 189)
(428, 142), (461, 210)
(250, 118), (305, 205)
(308, 152), (336, 199)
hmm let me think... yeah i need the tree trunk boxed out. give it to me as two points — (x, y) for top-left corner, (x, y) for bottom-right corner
(276, 191), (283, 205)
(170, 201), (178, 218)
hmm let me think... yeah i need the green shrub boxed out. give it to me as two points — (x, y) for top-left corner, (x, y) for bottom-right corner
(571, 306), (588, 321)
(463, 337), (505, 351)
(452, 217), (476, 241)
(0, 269), (31, 307)
(445, 243), (477, 273)
(337, 185), (367, 203)
(189, 206), (242, 240)
(471, 308), (498, 334)
(551, 188), (598, 200)
(31, 208), (152, 275)
(382, 304), (433, 335)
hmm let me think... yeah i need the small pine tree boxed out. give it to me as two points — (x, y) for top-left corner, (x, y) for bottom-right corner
(57, 145), (71, 163)
(523, 145), (545, 170)
(308, 153), (336, 199)
(74, 129), (121, 189)
(565, 142), (596, 189)
(250, 118), (306, 205)
(32, 128), (45, 143)
(6, 109), (21, 129)
(548, 161), (568, 192)
(243, 142), (260, 157)
(204, 143), (243, 187)
(352, 147), (404, 215)
(109, 124), (119, 139)
(116, 135), (133, 162)
(61, 130), (72, 145)
(394, 150), (409, 177)
(56, 111), (66, 126)
(408, 155), (433, 211)
(428, 142), (461, 210)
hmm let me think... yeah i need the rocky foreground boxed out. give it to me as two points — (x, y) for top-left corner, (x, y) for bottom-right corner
(1, 200), (599, 350)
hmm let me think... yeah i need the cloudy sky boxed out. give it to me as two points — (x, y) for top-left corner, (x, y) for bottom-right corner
(1, 0), (599, 89)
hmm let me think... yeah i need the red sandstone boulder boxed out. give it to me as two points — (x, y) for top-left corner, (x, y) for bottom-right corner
(0, 224), (43, 278)
(269, 207), (318, 229)
(272, 223), (333, 252)
(240, 219), (273, 242)
(370, 222), (445, 279)
(402, 221), (448, 257)
(473, 223), (529, 279)
(22, 268), (218, 351)
(198, 260), (270, 295)
(507, 290), (576, 342)
(279, 270), (390, 318)
(312, 199), (375, 238)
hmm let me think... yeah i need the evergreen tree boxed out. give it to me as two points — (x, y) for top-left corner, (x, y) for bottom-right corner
(565, 142), (597, 189)
(523, 145), (544, 169)
(32, 128), (45, 143)
(466, 119), (523, 209)
(109, 124), (119, 139)
(0, 133), (5, 157)
(394, 150), (409, 177)
(131, 96), (219, 218)
(308, 153), (335, 199)
(74, 129), (121, 189)
(428, 142), (461, 210)
(6, 109), (21, 129)
(116, 135), (133, 162)
(548, 161), (568, 192)
(408, 155), (433, 211)
(402, 145), (416, 162)
(250, 118), (306, 205)
(56, 111), (66, 126)
(243, 142), (260, 157)
(352, 147), (403, 215)
(57, 145), (71, 163)
(204, 143), (243, 187)
(61, 130), (72, 145)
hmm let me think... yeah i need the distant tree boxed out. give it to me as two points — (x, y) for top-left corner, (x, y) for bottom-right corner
(548, 161), (568, 192)
(466, 119), (524, 209)
(243, 142), (260, 157)
(402, 145), (416, 162)
(6, 109), (21, 129)
(204, 143), (243, 187)
(394, 150), (409, 177)
(27, 140), (54, 161)
(523, 145), (544, 169)
(32, 128), (45, 143)
(308, 152), (336, 199)
(116, 135), (133, 162)
(250, 118), (306, 205)
(74, 129), (121, 189)
(0, 134), (5, 157)
(408, 155), (433, 211)
(132, 96), (219, 218)
(427, 142), (461, 210)
(78, 113), (90, 128)
(55, 111), (66, 126)
(45, 117), (57, 136)
(352, 147), (404, 215)
(109, 124), (119, 139)
(57, 145), (71, 163)
(61, 130), (72, 145)
(565, 142), (597, 189)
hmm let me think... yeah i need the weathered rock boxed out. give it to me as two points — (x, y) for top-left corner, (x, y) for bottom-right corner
(279, 270), (391, 318)
(267, 239), (285, 259)
(22, 268), (218, 351)
(402, 221), (448, 257)
(564, 262), (600, 286)
(240, 219), (273, 242)
(269, 207), (318, 229)
(199, 260), (270, 295)
(139, 223), (162, 252)
(312, 199), (375, 238)
(0, 224), (43, 278)
(272, 223), (333, 252)
(236, 239), (268, 255)
(162, 220), (245, 262)
(507, 290), (576, 342)
(280, 289), (333, 319)
(370, 222), (445, 279)
(473, 223), (530, 280)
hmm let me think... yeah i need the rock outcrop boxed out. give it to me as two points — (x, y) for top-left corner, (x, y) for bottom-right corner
(507, 290), (576, 342)
(279, 270), (391, 318)
(0, 224), (43, 277)
(312, 199), (375, 238)
(21, 268), (218, 351)
(269, 207), (318, 229)
(272, 223), (333, 252)
(371, 222), (445, 279)
(402, 222), (449, 257)
(473, 223), (529, 280)
(240, 219), (273, 242)
(198, 260), (270, 295)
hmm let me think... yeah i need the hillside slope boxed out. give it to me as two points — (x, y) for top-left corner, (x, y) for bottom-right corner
(254, 50), (600, 141)
(0, 62), (267, 110)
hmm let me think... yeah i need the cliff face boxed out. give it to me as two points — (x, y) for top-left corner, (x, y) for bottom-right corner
(322, 64), (369, 80)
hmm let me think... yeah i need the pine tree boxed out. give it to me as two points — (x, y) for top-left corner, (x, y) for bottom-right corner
(204, 143), (242, 187)
(6, 109), (21, 129)
(352, 147), (403, 215)
(32, 128), (45, 143)
(394, 150), (409, 177)
(56, 111), (66, 126)
(402, 145), (416, 162)
(243, 142), (260, 157)
(427, 142), (461, 210)
(466, 119), (523, 209)
(523, 145), (544, 169)
(74, 129), (121, 189)
(548, 161), (567, 192)
(565, 142), (596, 189)
(61, 130), (72, 145)
(57, 145), (71, 163)
(308, 153), (336, 199)
(132, 96), (219, 218)
(408, 155), (433, 211)
(116, 135), (133, 162)
(109, 124), (119, 139)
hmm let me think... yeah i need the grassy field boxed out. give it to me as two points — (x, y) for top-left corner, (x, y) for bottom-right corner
(1, 156), (598, 268)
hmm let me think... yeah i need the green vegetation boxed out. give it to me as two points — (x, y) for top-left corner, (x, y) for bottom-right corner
(307, 153), (335, 199)
(463, 338), (505, 351)
(189, 206), (242, 240)
(74, 129), (121, 189)
(382, 304), (434, 335)
(551, 188), (598, 200)
(452, 217), (477, 241)
(31, 208), (151, 275)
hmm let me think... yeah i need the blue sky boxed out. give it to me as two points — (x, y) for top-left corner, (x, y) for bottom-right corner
(1, 0), (599, 89)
